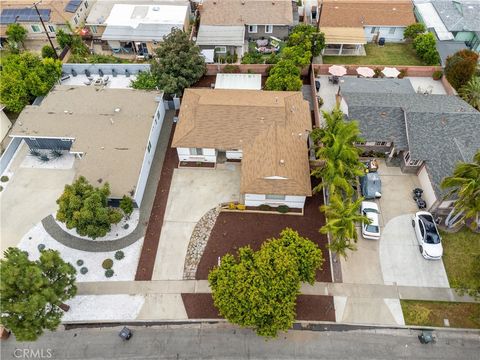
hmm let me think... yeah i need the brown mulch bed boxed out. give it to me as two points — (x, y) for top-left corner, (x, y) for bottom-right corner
(135, 125), (178, 280)
(195, 178), (331, 282)
(182, 293), (335, 322)
(179, 161), (215, 168)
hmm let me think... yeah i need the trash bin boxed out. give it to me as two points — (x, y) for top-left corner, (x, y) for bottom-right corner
(119, 327), (133, 341)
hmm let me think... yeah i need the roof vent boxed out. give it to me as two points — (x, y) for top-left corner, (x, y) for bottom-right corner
(241, 0), (245, 4)
(64, 110), (69, 114)
(272, 1), (275, 4)
(279, 159), (285, 166)
(152, 6), (160, 11)
(114, 108), (121, 113)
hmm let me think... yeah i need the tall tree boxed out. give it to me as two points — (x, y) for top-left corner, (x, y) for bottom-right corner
(0, 52), (62, 112)
(209, 228), (323, 337)
(459, 76), (480, 110)
(0, 248), (77, 341)
(441, 150), (480, 230)
(445, 49), (479, 90)
(151, 28), (206, 95)
(320, 194), (370, 258)
(403, 23), (426, 41)
(5, 23), (27, 51)
(56, 176), (123, 239)
(265, 60), (303, 91)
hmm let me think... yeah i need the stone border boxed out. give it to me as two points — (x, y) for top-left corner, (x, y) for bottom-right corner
(42, 215), (143, 252)
(183, 207), (220, 279)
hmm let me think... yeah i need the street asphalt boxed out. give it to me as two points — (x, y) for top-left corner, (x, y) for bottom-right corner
(1, 324), (479, 360)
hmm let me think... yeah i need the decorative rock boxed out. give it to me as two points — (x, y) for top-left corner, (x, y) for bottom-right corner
(80, 267), (88, 274)
(37, 244), (46, 251)
(76, 259), (84, 266)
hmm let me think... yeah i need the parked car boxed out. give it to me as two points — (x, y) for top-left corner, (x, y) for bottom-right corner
(361, 201), (380, 240)
(360, 172), (382, 199)
(412, 211), (443, 260)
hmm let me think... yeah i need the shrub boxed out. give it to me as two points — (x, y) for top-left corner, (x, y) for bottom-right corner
(397, 69), (406, 79)
(39, 154), (50, 162)
(50, 149), (63, 159)
(80, 267), (88, 274)
(259, 204), (272, 211)
(373, 68), (383, 78)
(105, 269), (114, 278)
(412, 33), (440, 65)
(445, 49), (479, 90)
(0, 176), (9, 182)
(29, 148), (41, 157)
(403, 23), (426, 41)
(37, 244), (46, 251)
(102, 258), (113, 269)
(0, 186), (3, 192)
(119, 195), (134, 217)
(225, 53), (238, 64)
(130, 71), (158, 90)
(76, 259), (84, 266)
(236, 204), (246, 210)
(222, 64), (241, 73)
(241, 51), (264, 64)
(265, 60), (302, 91)
(228, 202), (236, 210)
(41, 45), (56, 59)
(115, 251), (125, 260)
(317, 97), (324, 108)
(277, 205), (290, 214)
(432, 70), (443, 80)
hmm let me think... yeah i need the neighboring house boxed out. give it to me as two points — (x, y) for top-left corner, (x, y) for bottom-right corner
(339, 77), (480, 213)
(172, 88), (312, 209)
(195, 0), (297, 58)
(413, 0), (480, 66)
(0, 0), (91, 44)
(319, 0), (416, 55)
(9, 85), (165, 206)
(85, 0), (190, 56)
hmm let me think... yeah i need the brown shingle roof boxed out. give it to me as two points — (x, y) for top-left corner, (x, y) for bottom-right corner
(199, 0), (293, 26)
(172, 89), (312, 196)
(319, 0), (415, 28)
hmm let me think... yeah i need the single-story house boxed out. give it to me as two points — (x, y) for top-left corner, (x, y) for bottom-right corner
(0, 0), (90, 46)
(86, 1), (190, 56)
(413, 0), (480, 66)
(339, 77), (480, 213)
(195, 0), (298, 58)
(9, 85), (165, 206)
(319, 0), (416, 55)
(172, 88), (312, 209)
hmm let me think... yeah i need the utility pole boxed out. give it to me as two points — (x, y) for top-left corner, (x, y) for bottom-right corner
(33, 1), (58, 59)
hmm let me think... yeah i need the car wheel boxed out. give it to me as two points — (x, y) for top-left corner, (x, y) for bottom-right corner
(411, 219), (415, 227)
(419, 245), (423, 255)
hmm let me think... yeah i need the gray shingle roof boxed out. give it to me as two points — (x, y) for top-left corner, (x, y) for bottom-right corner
(432, 0), (480, 32)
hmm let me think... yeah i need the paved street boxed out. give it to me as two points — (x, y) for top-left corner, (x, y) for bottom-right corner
(2, 325), (479, 360)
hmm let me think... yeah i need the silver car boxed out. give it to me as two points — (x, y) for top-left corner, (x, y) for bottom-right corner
(412, 211), (443, 260)
(361, 201), (380, 240)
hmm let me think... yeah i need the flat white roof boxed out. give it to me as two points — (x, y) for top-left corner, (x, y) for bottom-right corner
(215, 73), (262, 90)
(196, 25), (245, 46)
(105, 4), (188, 28)
(415, 2), (454, 41)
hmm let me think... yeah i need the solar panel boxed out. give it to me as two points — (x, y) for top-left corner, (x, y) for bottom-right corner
(65, 0), (82, 13)
(0, 8), (51, 23)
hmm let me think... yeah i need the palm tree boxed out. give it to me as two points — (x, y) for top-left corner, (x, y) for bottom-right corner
(459, 76), (480, 110)
(441, 150), (480, 230)
(319, 194), (371, 259)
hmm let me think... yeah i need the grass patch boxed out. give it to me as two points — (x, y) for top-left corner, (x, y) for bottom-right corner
(323, 43), (425, 66)
(441, 228), (480, 293)
(401, 300), (480, 329)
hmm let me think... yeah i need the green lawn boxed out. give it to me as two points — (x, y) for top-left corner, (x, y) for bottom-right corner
(441, 228), (480, 292)
(401, 300), (480, 329)
(323, 43), (425, 66)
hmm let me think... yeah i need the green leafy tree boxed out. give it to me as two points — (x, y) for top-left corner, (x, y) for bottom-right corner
(403, 23), (426, 41)
(282, 45), (311, 68)
(56, 29), (73, 49)
(412, 32), (440, 65)
(441, 151), (480, 231)
(265, 60), (303, 91)
(131, 71), (159, 90)
(5, 23), (27, 51)
(287, 24), (325, 57)
(0, 248), (77, 341)
(152, 28), (206, 96)
(41, 45), (56, 59)
(119, 195), (134, 218)
(56, 176), (123, 239)
(445, 49), (479, 90)
(459, 76), (480, 110)
(320, 194), (370, 259)
(209, 228), (323, 337)
(0, 52), (62, 112)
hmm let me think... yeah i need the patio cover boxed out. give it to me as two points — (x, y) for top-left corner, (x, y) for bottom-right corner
(196, 25), (245, 46)
(321, 27), (366, 44)
(102, 23), (182, 41)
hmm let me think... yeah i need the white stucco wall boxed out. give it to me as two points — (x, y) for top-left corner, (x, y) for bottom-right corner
(134, 99), (166, 206)
(226, 150), (242, 160)
(364, 26), (406, 42)
(176, 148), (217, 162)
(417, 165), (438, 211)
(244, 194), (307, 209)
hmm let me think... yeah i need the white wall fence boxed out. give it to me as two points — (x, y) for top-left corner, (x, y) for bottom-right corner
(0, 138), (22, 174)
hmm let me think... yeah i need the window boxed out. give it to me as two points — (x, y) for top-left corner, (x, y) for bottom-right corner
(85, 0), (89, 8)
(90, 25), (97, 34)
(73, 17), (78, 25)
(370, 27), (378, 34)
(266, 194), (286, 200)
(248, 25), (257, 33)
(265, 25), (273, 33)
(389, 27), (396, 35)
(189, 148), (203, 156)
(31, 24), (41, 32)
(215, 46), (227, 54)
(48, 25), (55, 33)
(147, 141), (152, 153)
(375, 141), (387, 146)
(61, 138), (71, 142)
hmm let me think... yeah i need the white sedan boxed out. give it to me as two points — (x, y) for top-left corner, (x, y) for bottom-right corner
(361, 201), (380, 240)
(412, 211), (443, 260)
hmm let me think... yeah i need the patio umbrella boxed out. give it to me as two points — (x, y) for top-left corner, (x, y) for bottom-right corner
(328, 65), (347, 77)
(356, 67), (375, 78)
(382, 67), (401, 78)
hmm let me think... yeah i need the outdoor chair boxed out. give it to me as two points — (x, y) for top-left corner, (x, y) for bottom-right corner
(112, 69), (117, 77)
(125, 69), (130, 77)
(71, 69), (77, 77)
(98, 69), (104, 77)
(103, 76), (110, 84)
(85, 69), (91, 77)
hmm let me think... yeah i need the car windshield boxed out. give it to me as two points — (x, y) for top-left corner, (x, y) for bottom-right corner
(363, 208), (379, 214)
(423, 221), (441, 244)
(365, 224), (379, 233)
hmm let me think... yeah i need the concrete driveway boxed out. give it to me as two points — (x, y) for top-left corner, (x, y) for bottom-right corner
(152, 163), (241, 280)
(0, 143), (75, 257)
